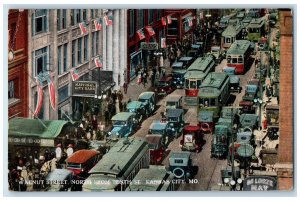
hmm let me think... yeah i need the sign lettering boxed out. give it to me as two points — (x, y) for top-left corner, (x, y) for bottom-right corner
(141, 42), (158, 50)
(72, 81), (98, 97)
(243, 176), (277, 191)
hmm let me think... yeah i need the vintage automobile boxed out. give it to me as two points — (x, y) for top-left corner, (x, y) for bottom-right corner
(145, 134), (165, 165)
(168, 151), (194, 181)
(45, 169), (73, 191)
(223, 66), (241, 93)
(211, 124), (231, 159)
(166, 108), (185, 138)
(239, 113), (259, 131)
(138, 91), (156, 116)
(172, 69), (186, 89)
(66, 150), (101, 176)
(179, 57), (194, 69)
(198, 110), (214, 134)
(180, 125), (203, 152)
(171, 61), (184, 70)
(109, 112), (138, 138)
(242, 79), (259, 102)
(210, 46), (224, 63)
(149, 120), (171, 146)
(165, 95), (183, 112)
(126, 101), (146, 123)
(155, 76), (175, 96)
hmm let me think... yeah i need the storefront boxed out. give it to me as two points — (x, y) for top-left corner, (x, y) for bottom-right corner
(8, 118), (73, 168)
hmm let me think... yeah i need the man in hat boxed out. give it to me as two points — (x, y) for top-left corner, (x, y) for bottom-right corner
(55, 144), (62, 161)
(66, 144), (74, 157)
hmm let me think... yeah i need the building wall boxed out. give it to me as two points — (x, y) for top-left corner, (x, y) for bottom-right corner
(28, 9), (127, 120)
(8, 9), (29, 119)
(276, 9), (293, 190)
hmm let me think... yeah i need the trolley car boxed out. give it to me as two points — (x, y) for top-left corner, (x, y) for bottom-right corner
(247, 18), (266, 42)
(198, 72), (230, 120)
(221, 25), (243, 50)
(82, 138), (149, 191)
(226, 40), (252, 74)
(184, 56), (215, 106)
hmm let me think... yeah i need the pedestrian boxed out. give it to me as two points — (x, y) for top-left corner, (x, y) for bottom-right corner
(55, 144), (62, 162)
(143, 72), (147, 88)
(66, 144), (74, 157)
(162, 67), (166, 77)
(117, 90), (123, 102)
(112, 90), (117, 104)
(104, 110), (110, 126)
(123, 82), (128, 94)
(119, 101), (123, 112)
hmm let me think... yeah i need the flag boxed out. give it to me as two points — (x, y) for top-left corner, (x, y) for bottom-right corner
(104, 15), (113, 26)
(33, 77), (44, 117)
(79, 22), (88, 35)
(161, 38), (167, 48)
(167, 15), (172, 24)
(94, 18), (102, 31)
(188, 17), (193, 27)
(46, 73), (56, 111)
(94, 56), (103, 68)
(70, 68), (80, 81)
(161, 17), (167, 26)
(145, 26), (155, 36)
(136, 29), (145, 40)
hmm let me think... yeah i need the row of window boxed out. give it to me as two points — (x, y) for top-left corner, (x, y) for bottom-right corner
(129, 9), (162, 37)
(32, 9), (100, 35)
(32, 31), (100, 77)
(226, 55), (244, 64)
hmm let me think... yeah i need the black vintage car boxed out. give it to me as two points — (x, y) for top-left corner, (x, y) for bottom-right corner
(168, 151), (194, 182)
(166, 108), (185, 138)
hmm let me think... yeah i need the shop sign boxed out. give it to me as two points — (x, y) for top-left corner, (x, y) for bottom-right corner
(243, 176), (277, 191)
(72, 81), (97, 97)
(141, 42), (158, 50)
(8, 137), (54, 147)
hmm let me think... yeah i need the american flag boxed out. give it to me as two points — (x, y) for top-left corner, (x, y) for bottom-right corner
(104, 15), (113, 26)
(136, 29), (145, 40)
(94, 56), (103, 68)
(188, 17), (193, 27)
(94, 18), (102, 31)
(167, 15), (172, 24)
(45, 73), (56, 111)
(70, 68), (80, 81)
(79, 22), (88, 35)
(161, 38), (167, 48)
(33, 77), (44, 117)
(161, 17), (167, 26)
(145, 26), (155, 36)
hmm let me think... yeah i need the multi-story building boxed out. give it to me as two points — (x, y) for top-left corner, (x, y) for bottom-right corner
(27, 9), (127, 120)
(8, 9), (29, 119)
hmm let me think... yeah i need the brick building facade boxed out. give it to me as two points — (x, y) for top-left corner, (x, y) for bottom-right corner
(8, 9), (29, 119)
(275, 9), (293, 190)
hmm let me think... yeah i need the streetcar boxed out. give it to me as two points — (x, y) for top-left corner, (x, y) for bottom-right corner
(226, 40), (252, 74)
(82, 138), (149, 191)
(184, 56), (215, 106)
(221, 24), (243, 50)
(198, 72), (230, 120)
(247, 18), (266, 42)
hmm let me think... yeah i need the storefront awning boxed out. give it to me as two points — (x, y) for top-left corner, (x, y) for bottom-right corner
(9, 117), (69, 139)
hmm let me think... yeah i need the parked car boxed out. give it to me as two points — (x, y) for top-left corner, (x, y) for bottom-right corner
(239, 100), (255, 114)
(168, 151), (194, 181)
(155, 76), (175, 96)
(149, 120), (171, 146)
(223, 66), (241, 93)
(180, 125), (204, 152)
(109, 112), (138, 138)
(210, 46), (224, 63)
(138, 91), (156, 116)
(165, 95), (183, 112)
(239, 113), (259, 131)
(45, 169), (73, 191)
(145, 134), (165, 165)
(126, 101), (146, 123)
(166, 108), (185, 138)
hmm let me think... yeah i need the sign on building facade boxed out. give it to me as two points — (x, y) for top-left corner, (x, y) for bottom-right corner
(72, 81), (98, 97)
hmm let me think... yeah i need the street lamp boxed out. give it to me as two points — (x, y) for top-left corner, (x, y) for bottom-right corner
(254, 98), (263, 130)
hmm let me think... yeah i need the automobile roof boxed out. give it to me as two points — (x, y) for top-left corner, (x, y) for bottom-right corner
(111, 112), (136, 121)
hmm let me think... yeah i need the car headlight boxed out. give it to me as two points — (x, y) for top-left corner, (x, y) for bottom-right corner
(180, 81), (183, 84)
(230, 87), (234, 89)
(171, 128), (175, 131)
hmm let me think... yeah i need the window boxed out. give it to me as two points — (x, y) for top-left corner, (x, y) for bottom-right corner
(58, 85), (69, 103)
(58, 43), (68, 75)
(76, 9), (81, 24)
(148, 9), (154, 24)
(138, 10), (144, 29)
(77, 38), (82, 64)
(174, 159), (183, 164)
(63, 43), (68, 72)
(57, 9), (67, 31)
(58, 45), (62, 74)
(71, 9), (86, 26)
(210, 98), (216, 106)
(82, 9), (87, 22)
(157, 10), (162, 21)
(72, 40), (76, 67)
(167, 18), (178, 36)
(32, 9), (48, 35)
(91, 9), (94, 19)
(190, 80), (197, 89)
(225, 37), (231, 43)
(8, 80), (15, 99)
(71, 10), (75, 26)
(84, 35), (88, 61)
(129, 10), (135, 37)
(232, 57), (237, 64)
(227, 56), (231, 63)
(92, 32), (99, 57)
(238, 55), (243, 63)
(33, 46), (49, 76)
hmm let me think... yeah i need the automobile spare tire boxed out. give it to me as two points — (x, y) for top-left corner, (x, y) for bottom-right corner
(201, 123), (210, 132)
(173, 167), (185, 178)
